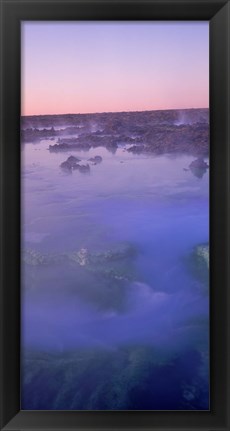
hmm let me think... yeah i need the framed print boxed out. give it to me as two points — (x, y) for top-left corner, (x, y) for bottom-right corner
(0, 0), (230, 430)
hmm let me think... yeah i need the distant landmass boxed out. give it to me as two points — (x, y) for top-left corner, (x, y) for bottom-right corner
(21, 108), (209, 157)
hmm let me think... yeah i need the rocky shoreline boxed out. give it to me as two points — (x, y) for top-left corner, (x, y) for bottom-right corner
(21, 108), (209, 157)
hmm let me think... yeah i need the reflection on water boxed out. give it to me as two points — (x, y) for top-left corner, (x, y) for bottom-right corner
(21, 138), (209, 410)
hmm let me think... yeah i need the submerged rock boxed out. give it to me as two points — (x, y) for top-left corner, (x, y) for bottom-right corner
(23, 243), (138, 311)
(68, 248), (89, 266)
(23, 243), (137, 281)
(22, 249), (65, 266)
(187, 243), (209, 286)
(195, 244), (209, 269)
(23, 243), (136, 267)
(182, 384), (196, 401)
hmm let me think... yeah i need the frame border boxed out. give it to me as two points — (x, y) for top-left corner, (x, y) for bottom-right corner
(0, 0), (229, 430)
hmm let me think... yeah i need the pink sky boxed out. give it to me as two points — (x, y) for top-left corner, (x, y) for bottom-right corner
(21, 22), (209, 116)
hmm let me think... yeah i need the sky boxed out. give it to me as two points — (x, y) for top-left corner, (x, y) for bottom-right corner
(21, 22), (209, 116)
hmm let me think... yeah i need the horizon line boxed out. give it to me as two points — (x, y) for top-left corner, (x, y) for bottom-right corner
(21, 106), (209, 118)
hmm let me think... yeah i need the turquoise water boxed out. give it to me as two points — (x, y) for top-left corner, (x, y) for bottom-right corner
(21, 139), (209, 410)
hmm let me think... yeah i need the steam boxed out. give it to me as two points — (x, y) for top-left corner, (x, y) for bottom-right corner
(22, 278), (208, 353)
(174, 110), (209, 126)
(89, 121), (103, 133)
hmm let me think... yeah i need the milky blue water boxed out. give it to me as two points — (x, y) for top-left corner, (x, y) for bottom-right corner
(21, 139), (209, 410)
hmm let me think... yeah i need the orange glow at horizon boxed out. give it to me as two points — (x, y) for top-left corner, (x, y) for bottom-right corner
(21, 22), (209, 116)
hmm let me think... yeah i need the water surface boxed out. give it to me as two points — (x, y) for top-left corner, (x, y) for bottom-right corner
(21, 138), (209, 410)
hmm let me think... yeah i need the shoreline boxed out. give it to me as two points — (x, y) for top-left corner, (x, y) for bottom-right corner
(21, 108), (209, 157)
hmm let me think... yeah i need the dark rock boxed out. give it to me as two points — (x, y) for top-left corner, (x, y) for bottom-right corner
(22, 108), (209, 156)
(73, 164), (90, 173)
(106, 143), (117, 154)
(60, 155), (82, 171)
(189, 158), (209, 169)
(127, 145), (143, 154)
(88, 155), (102, 164)
(66, 155), (81, 167)
(79, 164), (90, 173)
(189, 158), (209, 179)
(49, 143), (70, 152)
(60, 160), (72, 172)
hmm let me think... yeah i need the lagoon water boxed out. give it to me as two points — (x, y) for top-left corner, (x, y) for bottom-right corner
(21, 139), (209, 410)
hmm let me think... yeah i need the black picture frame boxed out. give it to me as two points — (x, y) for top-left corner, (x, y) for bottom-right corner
(0, 0), (229, 430)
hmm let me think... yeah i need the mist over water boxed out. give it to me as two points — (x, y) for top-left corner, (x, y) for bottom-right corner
(174, 109), (209, 126)
(21, 135), (209, 410)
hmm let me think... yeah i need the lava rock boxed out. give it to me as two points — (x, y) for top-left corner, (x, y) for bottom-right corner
(189, 158), (209, 179)
(73, 164), (90, 173)
(60, 160), (72, 172)
(66, 155), (81, 167)
(189, 158), (209, 169)
(88, 155), (102, 164)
